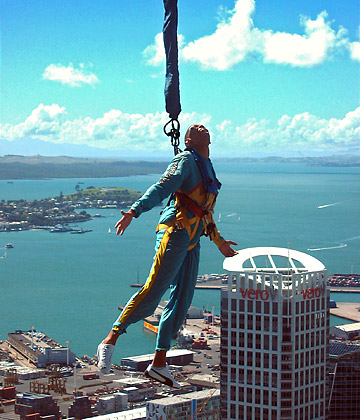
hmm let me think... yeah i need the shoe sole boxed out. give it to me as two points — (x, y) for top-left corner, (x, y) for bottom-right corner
(144, 368), (180, 389)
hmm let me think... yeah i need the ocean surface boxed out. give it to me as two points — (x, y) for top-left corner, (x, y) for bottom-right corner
(1, 162), (360, 362)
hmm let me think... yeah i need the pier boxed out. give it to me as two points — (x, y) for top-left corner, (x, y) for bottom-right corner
(330, 302), (360, 322)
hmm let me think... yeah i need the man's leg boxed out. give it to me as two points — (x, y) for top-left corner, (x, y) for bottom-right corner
(155, 243), (200, 352)
(113, 228), (190, 332)
(102, 329), (120, 345)
(145, 243), (199, 389)
(97, 228), (189, 373)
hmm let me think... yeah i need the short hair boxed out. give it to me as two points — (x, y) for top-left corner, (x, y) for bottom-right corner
(184, 125), (193, 140)
(184, 125), (192, 141)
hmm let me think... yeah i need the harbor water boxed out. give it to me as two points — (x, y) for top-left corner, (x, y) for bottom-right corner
(1, 162), (359, 362)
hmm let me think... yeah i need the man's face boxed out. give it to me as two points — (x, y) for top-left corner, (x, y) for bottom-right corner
(186, 125), (211, 152)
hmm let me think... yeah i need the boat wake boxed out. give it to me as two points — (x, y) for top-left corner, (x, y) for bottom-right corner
(307, 243), (347, 252)
(340, 235), (360, 242)
(317, 202), (341, 209)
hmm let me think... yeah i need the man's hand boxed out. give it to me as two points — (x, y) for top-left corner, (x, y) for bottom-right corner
(115, 210), (135, 235)
(219, 240), (238, 257)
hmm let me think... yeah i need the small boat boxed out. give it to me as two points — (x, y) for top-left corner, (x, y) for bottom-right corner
(108, 227), (111, 234)
(1, 251), (6, 259)
(5, 243), (14, 249)
(50, 224), (74, 233)
(70, 229), (92, 234)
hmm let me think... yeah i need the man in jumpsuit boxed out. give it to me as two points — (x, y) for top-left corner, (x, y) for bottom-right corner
(97, 124), (237, 387)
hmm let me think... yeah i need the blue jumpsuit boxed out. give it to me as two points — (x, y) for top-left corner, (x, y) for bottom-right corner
(112, 149), (224, 351)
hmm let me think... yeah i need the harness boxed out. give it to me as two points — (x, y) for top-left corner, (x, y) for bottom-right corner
(156, 150), (221, 248)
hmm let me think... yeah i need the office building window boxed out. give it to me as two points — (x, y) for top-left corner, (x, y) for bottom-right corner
(239, 300), (244, 311)
(273, 317), (278, 332)
(248, 314), (253, 329)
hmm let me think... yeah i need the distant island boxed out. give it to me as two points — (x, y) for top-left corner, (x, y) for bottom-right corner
(0, 154), (359, 180)
(0, 186), (142, 232)
(0, 155), (167, 180)
(216, 154), (360, 167)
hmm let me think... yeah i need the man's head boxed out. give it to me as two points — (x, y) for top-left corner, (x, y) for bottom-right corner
(184, 124), (211, 158)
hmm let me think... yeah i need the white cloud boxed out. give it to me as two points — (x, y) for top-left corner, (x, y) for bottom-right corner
(1, 104), (359, 154)
(0, 104), (66, 139)
(349, 41), (360, 61)
(182, 0), (257, 70)
(214, 108), (360, 152)
(262, 12), (342, 67)
(144, 0), (355, 69)
(43, 63), (99, 87)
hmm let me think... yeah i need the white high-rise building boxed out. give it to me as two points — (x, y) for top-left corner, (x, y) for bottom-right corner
(220, 247), (329, 420)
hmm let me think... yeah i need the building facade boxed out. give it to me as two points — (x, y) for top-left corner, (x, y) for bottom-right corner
(220, 247), (329, 420)
(327, 343), (360, 419)
(8, 331), (76, 367)
(146, 389), (220, 420)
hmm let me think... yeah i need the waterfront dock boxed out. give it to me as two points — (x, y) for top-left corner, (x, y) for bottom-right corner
(330, 302), (360, 322)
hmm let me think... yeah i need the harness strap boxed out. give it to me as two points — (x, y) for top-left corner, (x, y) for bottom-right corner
(175, 191), (208, 218)
(156, 214), (198, 251)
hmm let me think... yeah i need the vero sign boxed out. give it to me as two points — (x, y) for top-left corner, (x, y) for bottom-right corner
(302, 287), (322, 299)
(240, 288), (270, 301)
(239, 286), (322, 301)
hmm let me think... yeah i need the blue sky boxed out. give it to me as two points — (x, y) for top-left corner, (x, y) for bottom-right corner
(1, 0), (359, 157)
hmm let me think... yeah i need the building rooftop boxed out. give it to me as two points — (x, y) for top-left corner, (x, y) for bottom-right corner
(333, 322), (360, 333)
(329, 341), (360, 357)
(223, 246), (325, 274)
(121, 349), (194, 363)
(147, 388), (220, 406)
(83, 407), (146, 420)
(113, 377), (149, 386)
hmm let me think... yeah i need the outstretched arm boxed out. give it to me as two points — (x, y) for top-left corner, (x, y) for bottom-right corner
(115, 210), (136, 235)
(203, 211), (238, 257)
(219, 240), (238, 257)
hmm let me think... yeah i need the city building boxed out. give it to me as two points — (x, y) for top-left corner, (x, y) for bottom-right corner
(120, 349), (194, 372)
(220, 247), (329, 420)
(113, 378), (156, 402)
(84, 407), (146, 420)
(8, 330), (76, 368)
(15, 392), (61, 420)
(96, 393), (128, 415)
(330, 322), (360, 340)
(146, 389), (220, 420)
(68, 396), (93, 419)
(327, 341), (360, 419)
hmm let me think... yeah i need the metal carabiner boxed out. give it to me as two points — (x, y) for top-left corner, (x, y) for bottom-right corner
(164, 118), (181, 155)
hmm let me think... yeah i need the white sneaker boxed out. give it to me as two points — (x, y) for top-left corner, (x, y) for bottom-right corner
(144, 363), (181, 389)
(97, 342), (114, 374)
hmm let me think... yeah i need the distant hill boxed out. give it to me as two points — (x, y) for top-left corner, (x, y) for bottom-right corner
(64, 186), (142, 203)
(0, 155), (168, 180)
(215, 155), (360, 166)
(0, 154), (359, 180)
